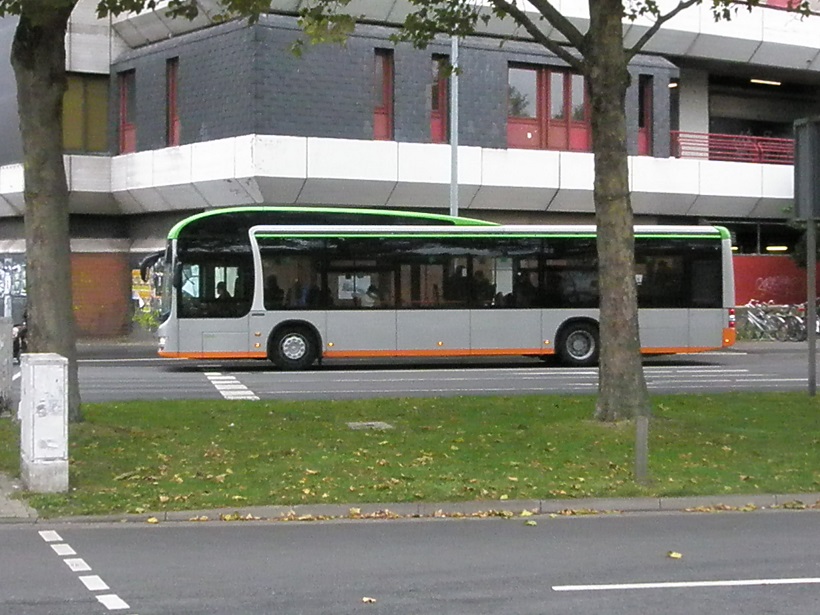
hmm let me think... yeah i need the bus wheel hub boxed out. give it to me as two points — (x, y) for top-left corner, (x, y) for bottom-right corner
(282, 335), (307, 360)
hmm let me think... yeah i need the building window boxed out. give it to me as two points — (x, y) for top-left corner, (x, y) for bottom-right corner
(166, 58), (180, 147)
(507, 65), (591, 151)
(431, 55), (448, 143)
(637, 75), (653, 156)
(62, 73), (108, 153)
(374, 49), (394, 140)
(118, 70), (136, 154)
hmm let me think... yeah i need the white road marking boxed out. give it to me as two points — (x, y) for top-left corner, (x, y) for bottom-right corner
(64, 558), (92, 572)
(553, 577), (820, 592)
(96, 594), (130, 610)
(79, 575), (110, 591)
(51, 544), (76, 556)
(38, 530), (62, 542)
(38, 530), (138, 612)
(205, 371), (259, 400)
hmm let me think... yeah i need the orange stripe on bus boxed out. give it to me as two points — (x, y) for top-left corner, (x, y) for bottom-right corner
(159, 351), (267, 359)
(161, 343), (731, 361)
(640, 347), (722, 355)
(323, 348), (554, 359)
(722, 328), (737, 347)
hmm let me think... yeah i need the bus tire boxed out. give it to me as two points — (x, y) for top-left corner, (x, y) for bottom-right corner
(556, 321), (599, 367)
(270, 326), (317, 370)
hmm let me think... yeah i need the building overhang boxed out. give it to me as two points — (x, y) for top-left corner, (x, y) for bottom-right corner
(109, 1), (820, 74)
(0, 135), (794, 221)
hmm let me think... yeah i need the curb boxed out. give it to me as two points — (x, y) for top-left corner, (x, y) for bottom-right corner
(4, 492), (819, 526)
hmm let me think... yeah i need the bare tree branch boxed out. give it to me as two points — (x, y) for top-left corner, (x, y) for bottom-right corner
(489, 0), (585, 72)
(625, 0), (704, 60)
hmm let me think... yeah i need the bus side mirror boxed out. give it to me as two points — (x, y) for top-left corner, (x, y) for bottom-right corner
(173, 262), (183, 289)
(138, 250), (164, 282)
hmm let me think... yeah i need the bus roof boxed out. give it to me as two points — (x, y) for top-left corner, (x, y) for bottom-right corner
(249, 224), (730, 240)
(167, 206), (496, 239)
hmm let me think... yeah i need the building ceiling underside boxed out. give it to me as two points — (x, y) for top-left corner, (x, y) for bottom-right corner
(111, 1), (820, 74)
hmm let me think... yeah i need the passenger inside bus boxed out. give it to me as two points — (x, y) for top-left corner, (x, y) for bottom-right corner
(360, 284), (380, 307)
(216, 281), (232, 301)
(264, 274), (285, 309)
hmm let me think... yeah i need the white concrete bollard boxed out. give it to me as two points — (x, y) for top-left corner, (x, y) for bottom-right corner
(0, 317), (11, 415)
(19, 353), (69, 493)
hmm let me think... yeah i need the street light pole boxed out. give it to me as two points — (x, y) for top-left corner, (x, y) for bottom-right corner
(449, 36), (459, 218)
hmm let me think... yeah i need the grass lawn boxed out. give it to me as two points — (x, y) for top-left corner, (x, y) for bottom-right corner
(0, 392), (817, 518)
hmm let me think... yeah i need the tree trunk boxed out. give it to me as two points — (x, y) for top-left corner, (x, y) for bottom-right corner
(11, 4), (82, 422)
(586, 0), (651, 421)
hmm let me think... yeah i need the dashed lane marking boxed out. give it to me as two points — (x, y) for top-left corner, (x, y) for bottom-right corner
(80, 575), (110, 591)
(204, 371), (259, 400)
(51, 543), (77, 556)
(553, 577), (820, 592)
(96, 594), (131, 610)
(39, 530), (134, 613)
(64, 558), (92, 572)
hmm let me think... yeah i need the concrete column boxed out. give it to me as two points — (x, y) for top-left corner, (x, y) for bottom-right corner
(19, 353), (69, 493)
(0, 317), (10, 415)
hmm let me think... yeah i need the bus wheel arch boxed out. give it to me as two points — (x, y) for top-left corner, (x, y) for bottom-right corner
(555, 318), (599, 367)
(268, 321), (321, 370)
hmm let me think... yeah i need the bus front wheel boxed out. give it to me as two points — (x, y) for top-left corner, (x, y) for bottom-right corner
(270, 327), (317, 370)
(557, 322), (599, 367)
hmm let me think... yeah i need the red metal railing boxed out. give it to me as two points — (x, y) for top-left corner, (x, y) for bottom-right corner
(670, 131), (794, 165)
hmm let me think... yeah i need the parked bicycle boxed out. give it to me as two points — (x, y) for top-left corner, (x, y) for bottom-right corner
(736, 300), (820, 342)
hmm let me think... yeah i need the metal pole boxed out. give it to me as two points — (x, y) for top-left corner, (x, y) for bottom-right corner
(635, 415), (649, 484)
(808, 219), (816, 396)
(449, 36), (459, 218)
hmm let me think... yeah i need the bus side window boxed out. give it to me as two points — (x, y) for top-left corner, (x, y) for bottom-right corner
(264, 274), (285, 309)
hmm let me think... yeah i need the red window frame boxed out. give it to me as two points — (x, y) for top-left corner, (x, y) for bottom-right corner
(166, 58), (180, 147)
(637, 75), (653, 156)
(507, 65), (591, 152)
(374, 49), (394, 141)
(118, 70), (136, 154)
(430, 55), (448, 143)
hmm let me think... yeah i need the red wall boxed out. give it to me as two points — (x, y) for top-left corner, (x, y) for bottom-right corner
(733, 255), (820, 305)
(72, 253), (131, 337)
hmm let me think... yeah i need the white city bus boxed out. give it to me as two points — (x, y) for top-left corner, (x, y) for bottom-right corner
(151, 206), (736, 369)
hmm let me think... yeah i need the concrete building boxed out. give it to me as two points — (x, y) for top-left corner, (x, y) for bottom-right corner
(0, 0), (818, 335)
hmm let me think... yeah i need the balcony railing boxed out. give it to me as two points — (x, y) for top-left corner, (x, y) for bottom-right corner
(670, 131), (794, 165)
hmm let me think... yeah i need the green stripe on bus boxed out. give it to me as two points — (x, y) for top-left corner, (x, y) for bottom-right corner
(168, 206), (496, 239)
(255, 233), (722, 240)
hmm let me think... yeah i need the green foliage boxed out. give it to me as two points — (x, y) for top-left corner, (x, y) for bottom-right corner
(132, 307), (160, 332)
(0, 0), (269, 22)
(0, 393), (817, 518)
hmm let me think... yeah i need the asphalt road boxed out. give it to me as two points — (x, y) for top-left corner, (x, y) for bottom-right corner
(61, 342), (817, 402)
(1, 510), (817, 614)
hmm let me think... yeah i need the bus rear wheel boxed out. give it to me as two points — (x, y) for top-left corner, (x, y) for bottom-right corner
(270, 326), (317, 370)
(557, 322), (599, 367)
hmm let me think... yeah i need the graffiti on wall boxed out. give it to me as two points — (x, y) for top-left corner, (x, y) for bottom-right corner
(734, 255), (820, 305)
(130, 256), (164, 332)
(0, 256), (26, 321)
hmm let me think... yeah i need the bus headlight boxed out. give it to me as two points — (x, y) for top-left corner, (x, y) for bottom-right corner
(158, 336), (167, 349)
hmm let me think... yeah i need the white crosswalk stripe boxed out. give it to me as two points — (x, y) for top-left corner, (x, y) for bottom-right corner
(205, 372), (259, 400)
